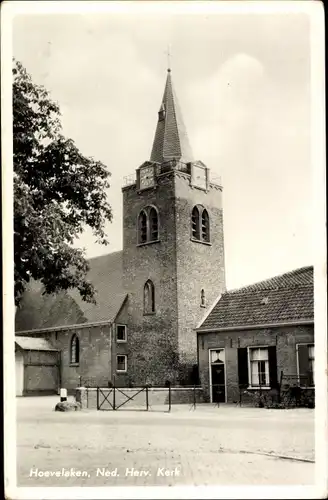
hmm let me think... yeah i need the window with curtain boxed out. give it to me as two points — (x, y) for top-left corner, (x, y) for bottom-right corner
(144, 280), (155, 314)
(249, 347), (269, 387)
(70, 334), (80, 364)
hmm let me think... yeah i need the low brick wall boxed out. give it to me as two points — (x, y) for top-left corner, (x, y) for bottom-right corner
(75, 386), (204, 410)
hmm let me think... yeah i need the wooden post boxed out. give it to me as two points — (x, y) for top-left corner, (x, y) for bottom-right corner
(145, 386), (149, 411)
(193, 384), (196, 409)
(168, 382), (171, 412)
(113, 377), (116, 411)
(96, 386), (99, 410)
(278, 370), (283, 403)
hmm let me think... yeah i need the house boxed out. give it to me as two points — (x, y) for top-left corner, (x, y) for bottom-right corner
(15, 68), (226, 394)
(196, 266), (314, 403)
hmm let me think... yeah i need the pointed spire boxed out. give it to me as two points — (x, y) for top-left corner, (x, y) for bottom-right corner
(150, 69), (193, 164)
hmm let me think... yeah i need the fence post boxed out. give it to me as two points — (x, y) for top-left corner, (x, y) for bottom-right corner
(113, 377), (116, 411)
(168, 382), (171, 412)
(278, 370), (283, 403)
(96, 386), (99, 410)
(79, 376), (82, 387)
(193, 384), (196, 409)
(145, 386), (149, 411)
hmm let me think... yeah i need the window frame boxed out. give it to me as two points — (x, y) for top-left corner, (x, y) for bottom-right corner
(191, 205), (211, 244)
(137, 205), (160, 246)
(296, 342), (315, 388)
(116, 354), (127, 373)
(70, 333), (80, 366)
(247, 346), (271, 390)
(116, 324), (127, 343)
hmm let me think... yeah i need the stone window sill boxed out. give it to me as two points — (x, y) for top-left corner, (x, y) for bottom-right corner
(70, 363), (79, 367)
(117, 339), (127, 343)
(190, 238), (211, 246)
(247, 386), (271, 391)
(137, 240), (160, 247)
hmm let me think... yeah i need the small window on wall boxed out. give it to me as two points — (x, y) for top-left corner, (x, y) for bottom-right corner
(144, 280), (155, 314)
(117, 355), (127, 373)
(297, 343), (314, 387)
(70, 334), (80, 364)
(200, 289), (206, 307)
(116, 325), (127, 343)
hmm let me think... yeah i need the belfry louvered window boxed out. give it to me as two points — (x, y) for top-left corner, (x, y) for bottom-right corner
(144, 280), (155, 314)
(149, 207), (158, 241)
(191, 205), (210, 243)
(137, 206), (159, 245)
(201, 209), (210, 242)
(138, 210), (148, 244)
(192, 206), (200, 240)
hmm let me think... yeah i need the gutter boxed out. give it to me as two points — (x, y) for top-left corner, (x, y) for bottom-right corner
(16, 319), (113, 335)
(196, 319), (314, 334)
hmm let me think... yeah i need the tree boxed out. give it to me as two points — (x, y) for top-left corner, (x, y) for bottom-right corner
(13, 60), (112, 306)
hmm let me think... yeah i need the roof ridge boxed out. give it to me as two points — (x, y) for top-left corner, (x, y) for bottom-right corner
(87, 249), (123, 262)
(226, 265), (313, 295)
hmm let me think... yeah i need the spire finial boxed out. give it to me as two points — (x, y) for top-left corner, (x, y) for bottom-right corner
(166, 45), (171, 72)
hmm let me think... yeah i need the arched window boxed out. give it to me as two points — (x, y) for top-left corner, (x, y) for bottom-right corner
(144, 280), (155, 314)
(191, 205), (210, 243)
(70, 334), (80, 364)
(201, 209), (210, 242)
(200, 289), (206, 307)
(191, 206), (200, 240)
(149, 207), (158, 242)
(138, 210), (148, 244)
(137, 206), (159, 244)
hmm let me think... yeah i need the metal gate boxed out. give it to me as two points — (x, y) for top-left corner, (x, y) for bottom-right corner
(97, 386), (150, 411)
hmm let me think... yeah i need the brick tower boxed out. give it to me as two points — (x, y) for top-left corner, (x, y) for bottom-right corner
(122, 68), (226, 385)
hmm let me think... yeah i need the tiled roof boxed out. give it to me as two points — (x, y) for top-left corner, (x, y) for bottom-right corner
(150, 69), (193, 164)
(15, 251), (126, 332)
(67, 251), (126, 324)
(199, 266), (314, 331)
(15, 336), (58, 351)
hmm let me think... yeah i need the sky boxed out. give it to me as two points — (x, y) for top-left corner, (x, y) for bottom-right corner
(12, 4), (315, 290)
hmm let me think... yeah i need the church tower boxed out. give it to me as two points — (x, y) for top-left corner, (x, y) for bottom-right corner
(122, 69), (226, 385)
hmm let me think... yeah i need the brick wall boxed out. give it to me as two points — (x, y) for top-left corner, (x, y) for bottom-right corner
(197, 325), (314, 403)
(122, 174), (180, 385)
(20, 324), (113, 392)
(122, 171), (225, 386)
(175, 174), (226, 381)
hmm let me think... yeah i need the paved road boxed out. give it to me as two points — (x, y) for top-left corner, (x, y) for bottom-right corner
(16, 396), (315, 487)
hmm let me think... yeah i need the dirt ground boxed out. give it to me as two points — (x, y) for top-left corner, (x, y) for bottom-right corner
(16, 396), (315, 487)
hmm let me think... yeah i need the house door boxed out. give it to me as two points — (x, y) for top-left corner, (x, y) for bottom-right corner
(210, 349), (226, 403)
